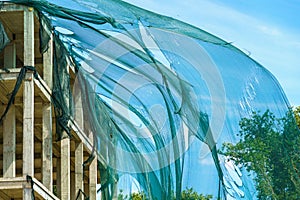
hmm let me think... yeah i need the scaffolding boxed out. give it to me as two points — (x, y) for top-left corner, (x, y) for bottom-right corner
(0, 3), (100, 200)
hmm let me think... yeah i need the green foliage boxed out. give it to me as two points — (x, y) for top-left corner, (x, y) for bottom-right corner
(294, 106), (300, 128)
(130, 192), (148, 200)
(118, 190), (148, 200)
(118, 189), (129, 200)
(117, 188), (213, 200)
(222, 109), (300, 199)
(179, 187), (213, 200)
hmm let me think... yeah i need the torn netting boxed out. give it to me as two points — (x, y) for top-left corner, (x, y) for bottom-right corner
(4, 0), (299, 199)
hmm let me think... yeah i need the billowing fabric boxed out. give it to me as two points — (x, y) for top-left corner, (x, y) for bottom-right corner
(1, 0), (297, 199)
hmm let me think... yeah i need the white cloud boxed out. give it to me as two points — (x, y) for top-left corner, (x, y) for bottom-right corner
(257, 25), (282, 36)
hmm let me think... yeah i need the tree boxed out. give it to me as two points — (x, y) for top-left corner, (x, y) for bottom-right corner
(129, 192), (148, 200)
(118, 190), (148, 200)
(294, 106), (300, 128)
(179, 187), (213, 200)
(117, 187), (213, 200)
(222, 109), (300, 199)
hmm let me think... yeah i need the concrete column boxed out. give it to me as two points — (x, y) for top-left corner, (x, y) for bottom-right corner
(42, 33), (53, 191)
(3, 43), (16, 178)
(60, 138), (70, 200)
(42, 104), (53, 191)
(23, 7), (35, 200)
(23, 7), (35, 177)
(3, 106), (16, 177)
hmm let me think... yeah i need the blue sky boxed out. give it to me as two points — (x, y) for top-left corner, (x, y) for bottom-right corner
(123, 0), (300, 106)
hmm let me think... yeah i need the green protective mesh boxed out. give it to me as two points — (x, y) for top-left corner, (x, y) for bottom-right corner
(0, 20), (10, 52)
(2, 0), (300, 199)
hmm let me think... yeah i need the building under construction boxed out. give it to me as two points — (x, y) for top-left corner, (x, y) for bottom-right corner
(0, 3), (100, 199)
(1, 1), (299, 200)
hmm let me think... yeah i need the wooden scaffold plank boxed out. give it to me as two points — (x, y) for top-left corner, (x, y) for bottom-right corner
(0, 190), (10, 200)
